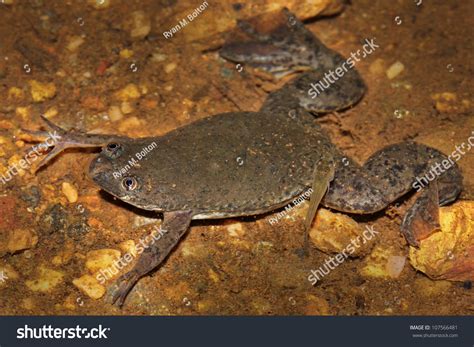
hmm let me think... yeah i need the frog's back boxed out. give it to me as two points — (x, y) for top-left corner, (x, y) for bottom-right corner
(130, 111), (332, 218)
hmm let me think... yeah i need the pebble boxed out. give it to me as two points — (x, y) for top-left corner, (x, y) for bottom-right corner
(118, 116), (141, 132)
(386, 255), (406, 278)
(164, 62), (177, 74)
(88, 0), (110, 9)
(29, 80), (57, 102)
(73, 274), (106, 299)
(119, 240), (137, 257)
(360, 246), (404, 279)
(2, 228), (38, 253)
(128, 10), (151, 39)
(0, 263), (19, 286)
(386, 61), (405, 79)
(8, 87), (24, 100)
(108, 105), (123, 122)
(85, 248), (121, 274)
(120, 101), (134, 114)
(62, 182), (78, 203)
(25, 266), (64, 292)
(226, 222), (245, 237)
(66, 35), (85, 52)
(115, 83), (141, 101)
(369, 58), (385, 75)
(309, 208), (372, 256)
(303, 294), (331, 315)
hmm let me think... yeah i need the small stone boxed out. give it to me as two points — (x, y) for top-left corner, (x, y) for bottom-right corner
(86, 249), (121, 274)
(208, 269), (220, 283)
(62, 182), (78, 203)
(26, 266), (64, 292)
(108, 105), (123, 121)
(386, 255), (406, 278)
(15, 106), (30, 120)
(73, 274), (106, 299)
(226, 222), (245, 237)
(119, 240), (137, 257)
(360, 246), (403, 279)
(119, 49), (134, 59)
(115, 83), (141, 101)
(127, 10), (151, 39)
(164, 62), (177, 74)
(0, 263), (19, 286)
(303, 294), (330, 315)
(369, 58), (385, 75)
(8, 87), (24, 100)
(66, 35), (85, 52)
(118, 116), (141, 132)
(88, 0), (110, 9)
(309, 209), (373, 256)
(6, 228), (38, 253)
(120, 101), (134, 114)
(386, 61), (405, 79)
(29, 80), (56, 102)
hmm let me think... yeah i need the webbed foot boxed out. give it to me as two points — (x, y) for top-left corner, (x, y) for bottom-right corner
(110, 210), (193, 307)
(22, 116), (127, 171)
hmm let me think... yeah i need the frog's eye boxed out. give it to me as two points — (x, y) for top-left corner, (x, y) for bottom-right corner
(105, 142), (122, 158)
(122, 177), (138, 191)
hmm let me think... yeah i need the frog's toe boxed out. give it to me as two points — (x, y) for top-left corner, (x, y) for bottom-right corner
(111, 271), (140, 307)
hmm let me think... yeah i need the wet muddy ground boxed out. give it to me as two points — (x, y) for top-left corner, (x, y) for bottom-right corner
(0, 0), (472, 315)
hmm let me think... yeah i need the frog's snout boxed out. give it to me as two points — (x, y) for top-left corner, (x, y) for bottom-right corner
(89, 155), (113, 184)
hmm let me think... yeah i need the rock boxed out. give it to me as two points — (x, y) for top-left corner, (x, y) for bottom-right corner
(126, 10), (151, 39)
(120, 101), (134, 114)
(88, 0), (110, 9)
(164, 62), (177, 74)
(26, 266), (64, 292)
(303, 294), (331, 315)
(52, 240), (74, 266)
(369, 58), (385, 75)
(226, 222), (245, 237)
(360, 246), (405, 279)
(409, 201), (474, 281)
(386, 255), (406, 279)
(118, 116), (141, 132)
(29, 80), (56, 102)
(66, 35), (85, 52)
(85, 248), (121, 274)
(8, 87), (24, 100)
(431, 92), (470, 113)
(115, 83), (141, 101)
(4, 228), (38, 253)
(309, 208), (374, 256)
(386, 61), (405, 79)
(118, 240), (137, 257)
(414, 276), (452, 297)
(0, 263), (19, 287)
(61, 182), (78, 203)
(73, 274), (106, 299)
(108, 105), (123, 122)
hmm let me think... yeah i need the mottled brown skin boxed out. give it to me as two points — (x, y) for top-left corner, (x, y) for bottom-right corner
(25, 9), (463, 306)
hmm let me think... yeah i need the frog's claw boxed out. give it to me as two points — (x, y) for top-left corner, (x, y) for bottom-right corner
(111, 210), (193, 307)
(22, 116), (127, 172)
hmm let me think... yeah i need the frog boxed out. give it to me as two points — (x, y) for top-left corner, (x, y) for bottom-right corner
(24, 8), (462, 306)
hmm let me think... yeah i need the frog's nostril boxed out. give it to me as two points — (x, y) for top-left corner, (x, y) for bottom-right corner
(104, 142), (123, 159)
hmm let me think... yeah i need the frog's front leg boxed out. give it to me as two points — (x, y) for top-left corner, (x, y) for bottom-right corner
(111, 210), (193, 307)
(23, 116), (128, 171)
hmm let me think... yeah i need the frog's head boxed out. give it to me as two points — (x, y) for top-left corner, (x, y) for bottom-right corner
(89, 140), (162, 211)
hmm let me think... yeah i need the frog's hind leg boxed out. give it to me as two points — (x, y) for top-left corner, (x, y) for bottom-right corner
(323, 142), (463, 245)
(111, 210), (193, 307)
